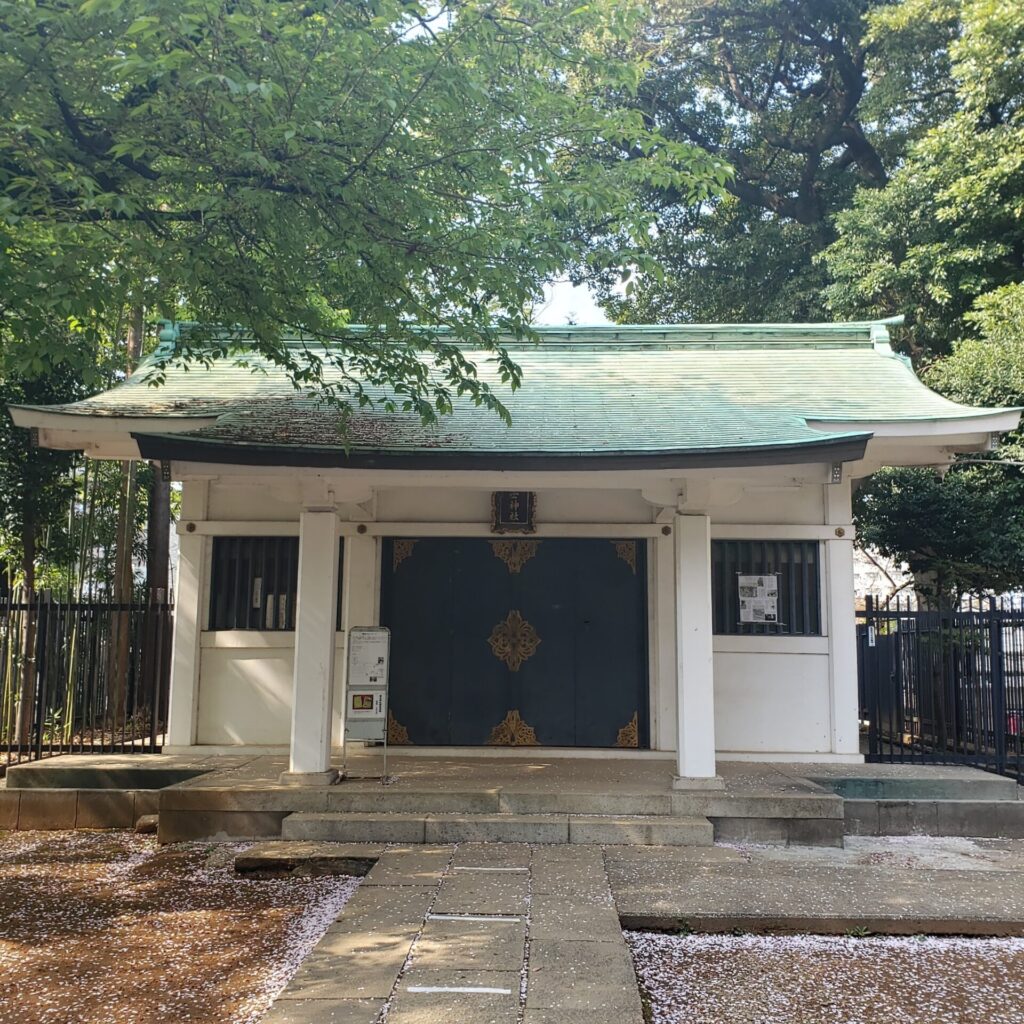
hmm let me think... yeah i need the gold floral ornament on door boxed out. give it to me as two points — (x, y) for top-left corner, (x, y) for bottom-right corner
(490, 540), (539, 574)
(488, 709), (539, 746)
(613, 540), (637, 573)
(615, 711), (639, 748)
(487, 610), (541, 671)
(387, 710), (410, 745)
(392, 539), (417, 572)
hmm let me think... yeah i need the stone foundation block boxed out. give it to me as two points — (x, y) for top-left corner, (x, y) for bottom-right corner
(0, 790), (20, 829)
(18, 789), (78, 830)
(158, 809), (287, 843)
(76, 789), (136, 829)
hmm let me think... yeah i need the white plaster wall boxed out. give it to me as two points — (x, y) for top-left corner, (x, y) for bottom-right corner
(207, 482), (300, 520)
(197, 646), (294, 745)
(713, 648), (832, 754)
(376, 487), (654, 523)
(195, 635), (346, 746)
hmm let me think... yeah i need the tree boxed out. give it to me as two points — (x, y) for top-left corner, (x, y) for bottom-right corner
(595, 0), (928, 323)
(0, 339), (87, 743)
(824, 0), (1024, 357)
(853, 284), (1024, 602)
(1, 0), (727, 422)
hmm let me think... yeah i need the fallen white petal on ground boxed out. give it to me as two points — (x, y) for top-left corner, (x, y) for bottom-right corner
(0, 830), (359, 1024)
(626, 930), (1024, 1024)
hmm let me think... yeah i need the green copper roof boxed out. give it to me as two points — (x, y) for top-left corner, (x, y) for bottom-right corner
(11, 320), (1018, 468)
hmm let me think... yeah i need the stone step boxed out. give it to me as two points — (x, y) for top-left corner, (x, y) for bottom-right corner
(281, 811), (714, 846)
(234, 840), (383, 876)
(320, 789), (675, 816)
(845, 798), (1024, 838)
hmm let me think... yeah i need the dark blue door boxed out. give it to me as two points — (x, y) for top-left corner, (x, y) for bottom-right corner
(380, 538), (648, 748)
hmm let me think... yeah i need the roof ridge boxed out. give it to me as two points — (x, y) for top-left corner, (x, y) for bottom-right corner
(151, 317), (903, 355)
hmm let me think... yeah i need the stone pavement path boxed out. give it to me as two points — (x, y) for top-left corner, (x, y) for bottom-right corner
(262, 843), (643, 1024)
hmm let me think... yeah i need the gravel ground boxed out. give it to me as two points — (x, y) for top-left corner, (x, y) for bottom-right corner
(0, 830), (359, 1024)
(627, 931), (1024, 1024)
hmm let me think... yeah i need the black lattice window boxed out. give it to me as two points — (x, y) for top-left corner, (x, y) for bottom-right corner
(712, 539), (821, 636)
(209, 536), (344, 631)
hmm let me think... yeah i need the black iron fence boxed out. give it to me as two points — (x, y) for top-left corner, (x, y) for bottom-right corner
(858, 596), (1024, 784)
(0, 590), (173, 770)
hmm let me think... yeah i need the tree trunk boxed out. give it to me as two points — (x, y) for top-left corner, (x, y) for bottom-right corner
(139, 465), (171, 736)
(15, 528), (37, 748)
(146, 467), (170, 601)
(106, 308), (145, 733)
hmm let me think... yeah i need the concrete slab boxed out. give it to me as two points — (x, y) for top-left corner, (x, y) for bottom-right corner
(528, 895), (621, 943)
(802, 766), (1021, 801)
(361, 852), (450, 887)
(525, 965), (643, 1014)
(432, 873), (529, 916)
(234, 841), (383, 876)
(261, 997), (381, 1024)
(287, 952), (404, 1000)
(568, 814), (712, 846)
(499, 791), (672, 816)
(389, 973), (520, 1024)
(424, 813), (568, 844)
(531, 857), (609, 900)
(282, 812), (427, 843)
(333, 885), (436, 929)
(413, 917), (526, 971)
(933, 800), (1024, 838)
(529, 938), (637, 984)
(523, 1012), (625, 1024)
(160, 786), (331, 812)
(326, 789), (502, 814)
(452, 842), (532, 868)
(608, 846), (1024, 935)
(313, 925), (417, 966)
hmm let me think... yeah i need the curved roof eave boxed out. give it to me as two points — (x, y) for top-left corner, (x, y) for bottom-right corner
(131, 431), (872, 472)
(7, 404), (220, 435)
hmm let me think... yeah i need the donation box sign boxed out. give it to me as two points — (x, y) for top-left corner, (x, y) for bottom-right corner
(344, 627), (391, 742)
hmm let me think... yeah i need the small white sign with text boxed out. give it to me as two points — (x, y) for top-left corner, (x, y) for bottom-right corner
(344, 627), (391, 742)
(738, 574), (779, 624)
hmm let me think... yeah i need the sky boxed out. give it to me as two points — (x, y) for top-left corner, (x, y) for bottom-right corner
(534, 279), (612, 326)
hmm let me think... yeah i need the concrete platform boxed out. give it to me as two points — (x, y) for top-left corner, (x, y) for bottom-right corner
(3, 751), (1021, 845)
(254, 834), (1024, 1024)
(608, 837), (1024, 935)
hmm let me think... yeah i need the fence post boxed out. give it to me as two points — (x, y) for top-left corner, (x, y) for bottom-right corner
(862, 595), (876, 758)
(989, 597), (1007, 772)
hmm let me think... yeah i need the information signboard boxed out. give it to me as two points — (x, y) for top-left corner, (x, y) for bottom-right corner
(738, 574), (779, 624)
(344, 627), (391, 743)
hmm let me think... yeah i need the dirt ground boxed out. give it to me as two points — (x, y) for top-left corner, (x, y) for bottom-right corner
(627, 931), (1024, 1024)
(0, 830), (359, 1024)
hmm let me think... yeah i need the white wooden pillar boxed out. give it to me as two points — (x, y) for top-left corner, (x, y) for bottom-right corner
(653, 529), (678, 751)
(673, 513), (722, 786)
(282, 509), (341, 783)
(333, 532), (379, 750)
(825, 479), (861, 757)
(165, 481), (208, 749)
